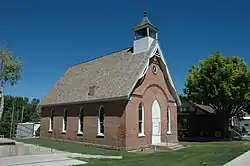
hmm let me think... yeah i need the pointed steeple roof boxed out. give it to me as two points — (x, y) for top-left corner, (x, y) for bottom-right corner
(133, 9), (159, 32)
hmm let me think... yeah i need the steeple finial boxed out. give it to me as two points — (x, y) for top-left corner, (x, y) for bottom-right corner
(133, 8), (159, 33)
(144, 9), (148, 17)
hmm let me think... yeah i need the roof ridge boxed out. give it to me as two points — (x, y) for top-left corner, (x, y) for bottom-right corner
(70, 47), (132, 68)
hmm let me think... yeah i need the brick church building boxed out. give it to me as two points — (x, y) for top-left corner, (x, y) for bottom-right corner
(40, 11), (181, 150)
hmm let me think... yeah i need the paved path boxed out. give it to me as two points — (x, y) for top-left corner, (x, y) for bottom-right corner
(0, 139), (122, 165)
(223, 150), (250, 166)
(0, 153), (87, 166)
(25, 143), (123, 159)
(0, 138), (15, 145)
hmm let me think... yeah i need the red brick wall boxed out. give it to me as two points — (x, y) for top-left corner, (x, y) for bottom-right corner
(125, 57), (178, 150)
(40, 56), (178, 150)
(40, 100), (127, 149)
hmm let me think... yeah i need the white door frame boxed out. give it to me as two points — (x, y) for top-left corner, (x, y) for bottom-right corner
(152, 99), (161, 144)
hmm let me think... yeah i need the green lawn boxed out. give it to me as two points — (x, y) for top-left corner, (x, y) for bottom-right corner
(20, 138), (250, 166)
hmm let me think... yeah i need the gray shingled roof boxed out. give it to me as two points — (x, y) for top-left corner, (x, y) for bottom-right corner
(41, 41), (158, 106)
(133, 16), (159, 32)
(193, 103), (215, 114)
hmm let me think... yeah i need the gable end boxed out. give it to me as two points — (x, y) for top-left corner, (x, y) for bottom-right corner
(127, 41), (181, 106)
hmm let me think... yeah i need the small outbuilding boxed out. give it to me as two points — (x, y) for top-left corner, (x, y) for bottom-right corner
(16, 122), (41, 138)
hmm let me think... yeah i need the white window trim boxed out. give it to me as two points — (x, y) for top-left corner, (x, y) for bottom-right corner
(77, 107), (84, 135)
(138, 133), (145, 137)
(61, 130), (67, 134)
(138, 103), (145, 137)
(48, 109), (53, 132)
(62, 108), (67, 133)
(167, 107), (172, 134)
(97, 105), (105, 136)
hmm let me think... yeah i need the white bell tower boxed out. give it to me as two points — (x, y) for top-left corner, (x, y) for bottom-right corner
(133, 10), (159, 54)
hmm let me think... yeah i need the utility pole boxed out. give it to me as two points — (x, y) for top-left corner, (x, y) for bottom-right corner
(21, 106), (24, 123)
(0, 84), (3, 120)
(16, 109), (19, 123)
(9, 104), (15, 138)
(0, 49), (3, 121)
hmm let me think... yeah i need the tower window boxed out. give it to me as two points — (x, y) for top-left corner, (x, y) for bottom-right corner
(149, 30), (156, 39)
(135, 30), (147, 40)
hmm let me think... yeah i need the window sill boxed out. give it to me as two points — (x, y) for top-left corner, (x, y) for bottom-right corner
(96, 133), (105, 137)
(167, 131), (172, 135)
(61, 130), (67, 134)
(138, 133), (145, 137)
(77, 132), (83, 136)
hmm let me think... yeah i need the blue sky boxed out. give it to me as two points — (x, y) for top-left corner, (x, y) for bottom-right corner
(1, 0), (250, 100)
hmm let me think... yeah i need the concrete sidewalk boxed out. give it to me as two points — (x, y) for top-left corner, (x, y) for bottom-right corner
(0, 139), (123, 165)
(0, 153), (87, 166)
(223, 150), (250, 166)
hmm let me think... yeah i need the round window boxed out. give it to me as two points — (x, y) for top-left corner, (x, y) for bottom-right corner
(152, 65), (157, 74)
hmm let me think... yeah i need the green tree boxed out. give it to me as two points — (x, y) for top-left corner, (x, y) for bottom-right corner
(0, 48), (23, 120)
(184, 52), (250, 137)
(0, 95), (40, 138)
(24, 98), (40, 122)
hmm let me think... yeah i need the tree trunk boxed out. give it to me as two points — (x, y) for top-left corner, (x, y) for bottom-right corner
(223, 120), (229, 139)
(222, 110), (230, 140)
(0, 83), (4, 120)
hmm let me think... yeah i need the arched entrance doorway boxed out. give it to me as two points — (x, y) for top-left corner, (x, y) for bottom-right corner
(152, 99), (161, 144)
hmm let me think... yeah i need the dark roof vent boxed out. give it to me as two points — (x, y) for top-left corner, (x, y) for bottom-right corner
(155, 49), (160, 55)
(88, 86), (97, 96)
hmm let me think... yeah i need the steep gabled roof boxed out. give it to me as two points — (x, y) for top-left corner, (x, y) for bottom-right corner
(41, 42), (154, 106)
(180, 97), (215, 114)
(193, 103), (215, 114)
(41, 40), (181, 106)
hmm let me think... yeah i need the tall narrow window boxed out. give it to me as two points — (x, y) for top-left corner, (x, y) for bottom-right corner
(49, 109), (54, 131)
(62, 108), (67, 132)
(167, 106), (171, 134)
(78, 107), (84, 134)
(138, 103), (145, 136)
(98, 106), (105, 136)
